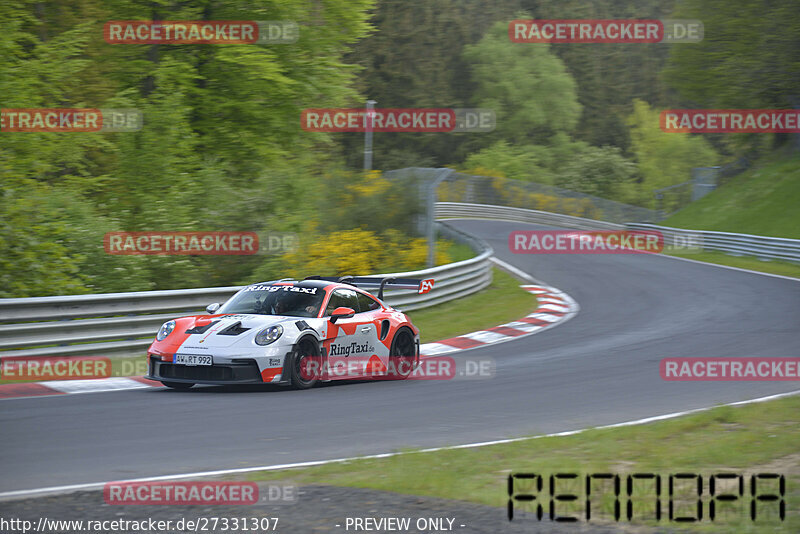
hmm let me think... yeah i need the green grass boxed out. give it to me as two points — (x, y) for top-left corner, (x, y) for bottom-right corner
(249, 395), (800, 531)
(438, 240), (476, 264)
(408, 267), (537, 343)
(664, 150), (800, 238)
(665, 250), (800, 279)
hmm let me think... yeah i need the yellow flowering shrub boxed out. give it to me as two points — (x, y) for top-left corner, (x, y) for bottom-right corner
(438, 180), (468, 202)
(488, 176), (605, 218)
(279, 228), (453, 278)
(349, 170), (390, 197)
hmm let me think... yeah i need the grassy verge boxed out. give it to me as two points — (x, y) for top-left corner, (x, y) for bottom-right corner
(439, 240), (477, 264)
(408, 267), (538, 343)
(663, 149), (800, 239)
(249, 394), (800, 531)
(0, 267), (537, 383)
(664, 250), (800, 279)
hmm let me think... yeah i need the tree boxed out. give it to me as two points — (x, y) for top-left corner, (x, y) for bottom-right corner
(336, 0), (524, 169)
(463, 20), (582, 146)
(519, 0), (677, 151)
(463, 141), (557, 184)
(664, 0), (800, 153)
(555, 145), (638, 202)
(0, 0), (379, 295)
(665, 0), (800, 110)
(627, 99), (718, 207)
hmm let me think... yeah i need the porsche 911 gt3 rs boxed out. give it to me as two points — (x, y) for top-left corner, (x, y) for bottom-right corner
(145, 276), (433, 389)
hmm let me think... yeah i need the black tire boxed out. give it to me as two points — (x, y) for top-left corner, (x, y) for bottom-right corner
(161, 381), (194, 390)
(387, 327), (416, 379)
(290, 337), (322, 389)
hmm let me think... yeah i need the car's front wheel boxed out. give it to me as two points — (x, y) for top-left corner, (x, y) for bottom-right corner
(161, 381), (194, 390)
(290, 337), (322, 389)
(388, 327), (416, 379)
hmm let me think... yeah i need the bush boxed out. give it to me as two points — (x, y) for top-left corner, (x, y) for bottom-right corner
(554, 145), (639, 203)
(251, 228), (452, 280)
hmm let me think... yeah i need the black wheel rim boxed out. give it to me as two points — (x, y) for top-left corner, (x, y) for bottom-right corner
(391, 331), (415, 376)
(294, 339), (321, 385)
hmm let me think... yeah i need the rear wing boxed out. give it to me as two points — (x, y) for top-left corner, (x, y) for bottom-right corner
(304, 276), (434, 300)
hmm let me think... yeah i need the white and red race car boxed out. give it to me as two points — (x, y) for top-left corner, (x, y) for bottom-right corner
(145, 276), (433, 389)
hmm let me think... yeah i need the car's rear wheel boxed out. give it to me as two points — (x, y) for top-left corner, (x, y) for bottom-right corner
(290, 337), (322, 389)
(161, 381), (194, 390)
(388, 327), (416, 379)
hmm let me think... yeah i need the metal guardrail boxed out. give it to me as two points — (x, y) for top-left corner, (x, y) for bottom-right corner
(384, 221), (493, 312)
(626, 223), (800, 264)
(436, 202), (624, 230)
(0, 221), (492, 360)
(437, 202), (800, 264)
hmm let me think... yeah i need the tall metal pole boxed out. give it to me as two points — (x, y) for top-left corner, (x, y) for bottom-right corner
(427, 168), (454, 267)
(364, 100), (376, 171)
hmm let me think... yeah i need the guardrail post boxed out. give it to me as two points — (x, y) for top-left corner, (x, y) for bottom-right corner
(363, 100), (376, 171)
(427, 168), (455, 267)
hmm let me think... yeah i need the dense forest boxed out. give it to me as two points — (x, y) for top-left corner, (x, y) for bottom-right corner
(1, 0), (798, 296)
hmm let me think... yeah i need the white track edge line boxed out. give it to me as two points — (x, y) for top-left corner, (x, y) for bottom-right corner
(654, 253), (800, 282)
(2, 388), (798, 501)
(0, 382), (161, 402)
(482, 218), (800, 283)
(489, 256), (540, 284)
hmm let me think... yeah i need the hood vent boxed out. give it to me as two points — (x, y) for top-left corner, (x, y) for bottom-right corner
(218, 321), (251, 336)
(185, 320), (220, 335)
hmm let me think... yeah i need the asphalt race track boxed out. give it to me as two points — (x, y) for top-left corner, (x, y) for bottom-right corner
(2, 219), (799, 494)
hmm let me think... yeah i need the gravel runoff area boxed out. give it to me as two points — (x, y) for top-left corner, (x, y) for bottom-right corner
(0, 483), (661, 533)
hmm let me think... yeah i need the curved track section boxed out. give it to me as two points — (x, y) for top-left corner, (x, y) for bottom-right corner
(2, 219), (799, 493)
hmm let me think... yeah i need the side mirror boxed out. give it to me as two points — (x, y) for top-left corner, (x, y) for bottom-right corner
(330, 306), (355, 323)
(206, 302), (221, 314)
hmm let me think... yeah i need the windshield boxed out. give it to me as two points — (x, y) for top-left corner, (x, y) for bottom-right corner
(217, 285), (325, 318)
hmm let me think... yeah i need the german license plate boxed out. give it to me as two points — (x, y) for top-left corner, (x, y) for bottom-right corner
(174, 354), (212, 366)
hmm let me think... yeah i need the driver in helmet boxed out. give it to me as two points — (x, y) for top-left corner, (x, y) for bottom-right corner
(272, 293), (317, 316)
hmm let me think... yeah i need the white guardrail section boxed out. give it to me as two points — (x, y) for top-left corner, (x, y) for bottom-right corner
(435, 201), (625, 230)
(0, 221), (493, 360)
(626, 223), (800, 264)
(438, 202), (800, 263)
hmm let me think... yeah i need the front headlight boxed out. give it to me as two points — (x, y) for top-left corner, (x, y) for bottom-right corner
(156, 320), (176, 341)
(255, 324), (283, 346)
